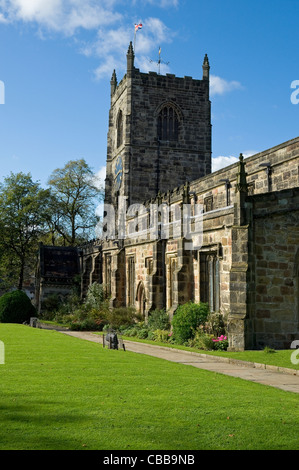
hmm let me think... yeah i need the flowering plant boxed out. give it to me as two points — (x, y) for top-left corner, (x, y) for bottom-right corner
(212, 335), (229, 351)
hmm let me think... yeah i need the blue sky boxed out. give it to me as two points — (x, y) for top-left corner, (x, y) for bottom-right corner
(0, 0), (298, 190)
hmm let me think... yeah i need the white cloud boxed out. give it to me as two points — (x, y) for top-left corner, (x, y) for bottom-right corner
(0, 0), (122, 34)
(0, 1), (178, 79)
(0, 11), (8, 22)
(212, 155), (239, 172)
(212, 150), (257, 172)
(83, 17), (175, 79)
(210, 75), (243, 96)
(242, 150), (257, 158)
(94, 166), (106, 189)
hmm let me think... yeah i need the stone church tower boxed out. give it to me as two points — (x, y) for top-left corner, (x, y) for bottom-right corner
(104, 42), (212, 209)
(35, 41), (299, 351)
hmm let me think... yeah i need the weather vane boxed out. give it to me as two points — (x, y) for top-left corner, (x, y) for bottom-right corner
(150, 47), (170, 75)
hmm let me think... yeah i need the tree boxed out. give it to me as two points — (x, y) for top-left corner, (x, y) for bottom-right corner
(47, 159), (103, 246)
(0, 290), (37, 324)
(0, 172), (51, 290)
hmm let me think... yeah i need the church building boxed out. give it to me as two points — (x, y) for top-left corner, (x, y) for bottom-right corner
(37, 42), (299, 351)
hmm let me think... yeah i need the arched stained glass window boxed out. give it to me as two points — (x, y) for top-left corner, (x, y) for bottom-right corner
(158, 105), (179, 141)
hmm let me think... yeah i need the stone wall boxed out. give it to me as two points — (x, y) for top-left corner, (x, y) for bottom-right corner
(189, 136), (299, 212)
(105, 44), (212, 209)
(247, 188), (299, 349)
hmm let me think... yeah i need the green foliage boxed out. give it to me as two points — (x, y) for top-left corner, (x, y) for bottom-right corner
(147, 330), (157, 341)
(0, 172), (51, 289)
(137, 328), (149, 339)
(44, 283), (111, 331)
(47, 159), (103, 245)
(264, 346), (276, 354)
(41, 294), (63, 320)
(0, 290), (36, 324)
(69, 318), (102, 331)
(203, 312), (227, 337)
(172, 301), (210, 344)
(104, 307), (141, 329)
(212, 335), (229, 351)
(154, 329), (171, 343)
(85, 283), (105, 310)
(188, 329), (215, 350)
(148, 309), (170, 331)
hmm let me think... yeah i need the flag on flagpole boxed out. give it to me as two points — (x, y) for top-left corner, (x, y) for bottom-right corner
(134, 23), (143, 51)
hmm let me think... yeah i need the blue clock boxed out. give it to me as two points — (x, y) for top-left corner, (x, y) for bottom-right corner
(114, 156), (123, 191)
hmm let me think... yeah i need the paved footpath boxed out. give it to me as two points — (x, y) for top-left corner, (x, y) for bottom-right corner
(56, 329), (299, 394)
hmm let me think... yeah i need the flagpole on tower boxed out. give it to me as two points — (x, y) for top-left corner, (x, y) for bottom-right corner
(134, 23), (143, 52)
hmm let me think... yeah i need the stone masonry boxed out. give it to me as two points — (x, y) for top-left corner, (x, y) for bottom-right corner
(36, 44), (299, 351)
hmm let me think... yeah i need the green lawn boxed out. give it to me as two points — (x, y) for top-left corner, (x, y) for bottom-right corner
(0, 324), (299, 450)
(97, 332), (299, 370)
(43, 321), (299, 370)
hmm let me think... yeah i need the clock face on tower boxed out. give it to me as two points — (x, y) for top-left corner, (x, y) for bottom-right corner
(114, 155), (123, 191)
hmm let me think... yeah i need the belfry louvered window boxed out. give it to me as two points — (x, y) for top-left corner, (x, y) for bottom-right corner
(158, 105), (179, 141)
(117, 110), (123, 148)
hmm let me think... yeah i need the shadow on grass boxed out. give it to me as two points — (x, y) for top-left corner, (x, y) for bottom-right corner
(0, 393), (97, 450)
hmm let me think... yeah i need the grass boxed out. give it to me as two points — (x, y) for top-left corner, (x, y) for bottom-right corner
(42, 321), (299, 370)
(96, 332), (299, 371)
(1, 324), (299, 450)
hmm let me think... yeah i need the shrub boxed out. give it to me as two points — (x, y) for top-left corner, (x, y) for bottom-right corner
(41, 294), (62, 320)
(212, 335), (229, 351)
(105, 307), (142, 329)
(137, 328), (148, 339)
(172, 302), (209, 344)
(69, 318), (102, 331)
(147, 330), (157, 341)
(85, 283), (106, 310)
(188, 329), (214, 350)
(126, 327), (138, 337)
(203, 312), (227, 337)
(147, 309), (170, 331)
(154, 329), (170, 343)
(0, 290), (36, 324)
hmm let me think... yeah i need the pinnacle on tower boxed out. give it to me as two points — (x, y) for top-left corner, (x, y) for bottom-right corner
(235, 153), (249, 193)
(127, 41), (135, 76)
(202, 54), (210, 80)
(110, 69), (117, 96)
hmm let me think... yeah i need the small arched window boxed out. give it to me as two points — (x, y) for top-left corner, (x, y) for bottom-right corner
(117, 110), (123, 148)
(157, 105), (179, 141)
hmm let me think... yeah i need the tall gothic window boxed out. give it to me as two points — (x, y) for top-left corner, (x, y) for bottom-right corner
(127, 256), (135, 307)
(200, 252), (220, 312)
(117, 110), (123, 148)
(105, 254), (112, 298)
(158, 105), (179, 141)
